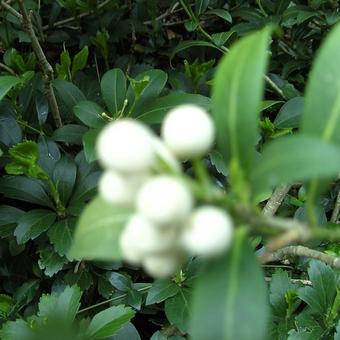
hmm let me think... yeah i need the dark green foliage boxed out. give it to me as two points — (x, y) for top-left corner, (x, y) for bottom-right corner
(1, 0), (340, 339)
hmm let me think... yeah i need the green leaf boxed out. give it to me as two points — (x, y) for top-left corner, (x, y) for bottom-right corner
(170, 40), (219, 62)
(212, 27), (271, 176)
(111, 323), (141, 340)
(38, 285), (82, 325)
(69, 196), (132, 260)
(0, 294), (13, 318)
(165, 289), (191, 333)
(127, 69), (168, 116)
(52, 124), (88, 145)
(251, 135), (340, 195)
(69, 170), (100, 204)
(207, 9), (232, 23)
(72, 46), (89, 76)
(53, 156), (77, 205)
(53, 79), (86, 114)
(48, 218), (76, 256)
(269, 269), (300, 320)
(106, 272), (132, 292)
(298, 260), (337, 317)
(195, 0), (210, 15)
(0, 319), (34, 340)
(0, 76), (22, 101)
(14, 209), (56, 244)
(82, 128), (100, 162)
(86, 305), (135, 339)
(137, 92), (210, 124)
(0, 112), (22, 147)
(301, 22), (340, 147)
(146, 279), (180, 305)
(38, 245), (68, 277)
(8, 140), (39, 166)
(73, 100), (106, 128)
(101, 69), (127, 115)
(274, 97), (304, 129)
(0, 205), (25, 238)
(189, 228), (269, 340)
(0, 176), (54, 208)
(211, 31), (236, 46)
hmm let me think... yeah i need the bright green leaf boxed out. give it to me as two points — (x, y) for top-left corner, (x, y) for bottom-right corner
(69, 196), (131, 260)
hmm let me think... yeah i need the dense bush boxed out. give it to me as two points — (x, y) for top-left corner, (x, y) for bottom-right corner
(0, 1), (340, 339)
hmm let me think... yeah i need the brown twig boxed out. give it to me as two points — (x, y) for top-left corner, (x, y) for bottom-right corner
(0, 62), (16, 75)
(41, 0), (111, 31)
(10, 0), (63, 128)
(331, 188), (340, 223)
(264, 245), (340, 269)
(263, 184), (291, 216)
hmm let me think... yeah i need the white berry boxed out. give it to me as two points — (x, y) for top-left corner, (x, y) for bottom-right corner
(137, 176), (193, 226)
(96, 119), (155, 173)
(143, 253), (180, 278)
(119, 216), (146, 265)
(181, 206), (233, 257)
(161, 104), (215, 159)
(99, 170), (147, 207)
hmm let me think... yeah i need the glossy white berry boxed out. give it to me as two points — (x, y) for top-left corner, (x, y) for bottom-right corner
(161, 104), (215, 159)
(99, 170), (147, 207)
(137, 176), (193, 226)
(181, 206), (233, 257)
(96, 119), (155, 173)
(143, 253), (180, 278)
(119, 216), (146, 265)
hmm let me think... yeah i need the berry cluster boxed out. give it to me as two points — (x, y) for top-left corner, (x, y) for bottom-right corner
(96, 104), (234, 278)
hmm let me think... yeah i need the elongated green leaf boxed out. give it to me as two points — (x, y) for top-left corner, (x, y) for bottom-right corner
(86, 305), (135, 339)
(138, 92), (210, 123)
(52, 124), (88, 145)
(0, 76), (21, 101)
(101, 69), (127, 115)
(72, 46), (89, 76)
(73, 100), (106, 128)
(0, 176), (54, 208)
(82, 128), (100, 162)
(14, 209), (56, 244)
(146, 279), (180, 305)
(274, 97), (304, 128)
(300, 23), (340, 211)
(207, 9), (232, 23)
(195, 0), (209, 15)
(301, 23), (340, 146)
(69, 196), (131, 260)
(53, 79), (86, 114)
(212, 27), (271, 176)
(0, 112), (22, 147)
(165, 289), (191, 333)
(190, 228), (269, 340)
(252, 135), (340, 194)
(170, 40), (218, 62)
(53, 156), (77, 205)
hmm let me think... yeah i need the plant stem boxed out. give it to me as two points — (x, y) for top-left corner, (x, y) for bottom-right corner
(263, 184), (291, 216)
(264, 245), (340, 269)
(2, 0), (63, 128)
(331, 188), (340, 223)
(76, 285), (152, 314)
